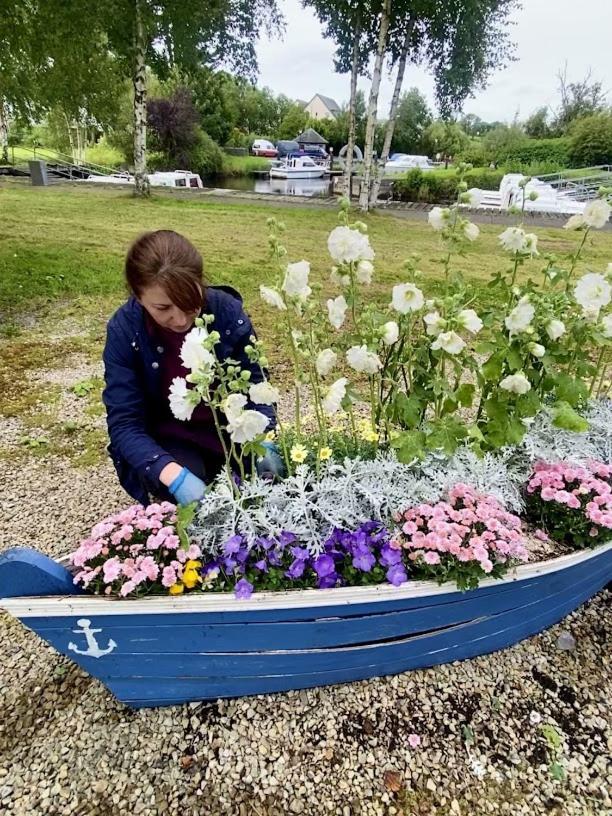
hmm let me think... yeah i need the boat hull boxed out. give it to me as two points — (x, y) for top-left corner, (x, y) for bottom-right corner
(269, 169), (325, 179)
(1, 543), (610, 708)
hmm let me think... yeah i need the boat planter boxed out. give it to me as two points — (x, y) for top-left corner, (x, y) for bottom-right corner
(1, 542), (611, 709)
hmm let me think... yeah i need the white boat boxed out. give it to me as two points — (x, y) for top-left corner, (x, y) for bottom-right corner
(384, 154), (435, 175)
(269, 156), (326, 180)
(471, 174), (587, 215)
(82, 170), (203, 189)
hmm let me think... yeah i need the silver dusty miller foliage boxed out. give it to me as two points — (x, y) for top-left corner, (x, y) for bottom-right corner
(189, 400), (612, 555)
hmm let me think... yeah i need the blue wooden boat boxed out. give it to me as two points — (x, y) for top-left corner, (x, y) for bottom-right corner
(1, 543), (611, 708)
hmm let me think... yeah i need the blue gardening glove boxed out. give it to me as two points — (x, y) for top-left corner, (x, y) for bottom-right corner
(256, 440), (286, 481)
(168, 467), (206, 506)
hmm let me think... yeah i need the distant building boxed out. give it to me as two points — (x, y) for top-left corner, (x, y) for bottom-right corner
(303, 94), (341, 121)
(295, 128), (328, 148)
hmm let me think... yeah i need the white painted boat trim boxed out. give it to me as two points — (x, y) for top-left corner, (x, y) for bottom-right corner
(1, 541), (610, 618)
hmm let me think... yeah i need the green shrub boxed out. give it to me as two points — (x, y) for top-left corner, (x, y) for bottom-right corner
(85, 138), (125, 169)
(568, 113), (612, 167)
(393, 167), (504, 203)
(187, 131), (225, 176)
(497, 138), (571, 168)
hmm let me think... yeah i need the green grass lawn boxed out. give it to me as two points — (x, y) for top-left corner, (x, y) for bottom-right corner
(1, 183), (610, 466)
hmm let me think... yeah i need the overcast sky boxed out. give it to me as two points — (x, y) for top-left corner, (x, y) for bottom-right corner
(256, 0), (611, 123)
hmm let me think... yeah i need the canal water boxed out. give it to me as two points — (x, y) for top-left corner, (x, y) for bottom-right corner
(204, 174), (335, 198)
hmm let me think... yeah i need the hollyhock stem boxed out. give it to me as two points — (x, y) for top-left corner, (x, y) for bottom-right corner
(566, 228), (590, 290)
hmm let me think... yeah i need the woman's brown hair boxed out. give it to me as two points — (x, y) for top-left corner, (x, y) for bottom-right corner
(125, 230), (205, 313)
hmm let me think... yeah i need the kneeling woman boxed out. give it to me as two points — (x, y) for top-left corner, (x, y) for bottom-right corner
(103, 229), (278, 506)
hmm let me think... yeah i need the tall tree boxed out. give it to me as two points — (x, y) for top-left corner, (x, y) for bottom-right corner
(4, 0), (282, 194)
(359, 0), (392, 210)
(391, 88), (432, 153)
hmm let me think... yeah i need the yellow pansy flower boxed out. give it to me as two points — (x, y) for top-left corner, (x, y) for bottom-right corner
(361, 428), (379, 443)
(265, 430), (276, 442)
(169, 583), (184, 595)
(182, 560), (202, 589)
(290, 443), (308, 463)
(318, 446), (333, 461)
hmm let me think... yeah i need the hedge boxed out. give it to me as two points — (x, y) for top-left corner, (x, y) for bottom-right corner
(393, 167), (505, 204)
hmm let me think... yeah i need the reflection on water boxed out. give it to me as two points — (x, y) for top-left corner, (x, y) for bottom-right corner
(204, 174), (334, 198)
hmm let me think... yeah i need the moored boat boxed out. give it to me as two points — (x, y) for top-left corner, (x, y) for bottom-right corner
(1, 542), (610, 709)
(269, 156), (326, 180)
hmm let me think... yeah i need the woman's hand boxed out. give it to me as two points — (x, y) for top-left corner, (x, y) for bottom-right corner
(167, 467), (207, 506)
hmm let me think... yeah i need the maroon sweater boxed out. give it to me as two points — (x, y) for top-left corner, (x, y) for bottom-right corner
(146, 318), (225, 457)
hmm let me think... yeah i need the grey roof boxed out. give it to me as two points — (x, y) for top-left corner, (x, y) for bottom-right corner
(314, 94), (341, 114)
(296, 127), (328, 145)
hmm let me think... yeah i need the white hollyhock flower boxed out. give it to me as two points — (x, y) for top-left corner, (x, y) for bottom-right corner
(169, 377), (196, 421)
(464, 188), (483, 207)
(505, 296), (535, 334)
(381, 321), (399, 345)
(391, 282), (425, 314)
(223, 393), (248, 423)
(327, 295), (348, 329)
(423, 311), (446, 336)
(463, 221), (480, 242)
(227, 410), (269, 444)
(457, 308), (483, 334)
(602, 314), (612, 338)
(315, 348), (338, 377)
(322, 377), (348, 415)
(583, 198), (611, 229)
(524, 233), (539, 256)
(248, 381), (280, 405)
(355, 259), (374, 284)
(606, 262), (612, 279)
(428, 206), (449, 231)
(564, 214), (585, 231)
(346, 345), (382, 374)
(330, 267), (350, 287)
(499, 227), (527, 253)
(431, 331), (466, 355)
(500, 372), (531, 394)
(546, 319), (566, 341)
(180, 327), (215, 375)
(574, 273), (611, 314)
(282, 260), (311, 300)
(327, 226), (374, 264)
(528, 342), (546, 358)
(260, 285), (286, 311)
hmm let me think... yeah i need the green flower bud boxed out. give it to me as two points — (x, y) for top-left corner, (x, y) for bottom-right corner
(240, 370), (251, 381)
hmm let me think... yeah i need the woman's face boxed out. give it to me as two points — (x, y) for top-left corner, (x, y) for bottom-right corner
(138, 283), (199, 332)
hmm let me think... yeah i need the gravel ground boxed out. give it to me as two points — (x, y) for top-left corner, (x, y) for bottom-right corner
(1, 339), (611, 816)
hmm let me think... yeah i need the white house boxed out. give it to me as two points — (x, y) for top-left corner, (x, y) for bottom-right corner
(303, 94), (341, 121)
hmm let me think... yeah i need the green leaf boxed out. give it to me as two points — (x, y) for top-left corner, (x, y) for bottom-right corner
(506, 345), (523, 371)
(176, 502), (197, 550)
(482, 353), (504, 381)
(540, 724), (563, 751)
(551, 401), (589, 433)
(392, 392), (423, 429)
(391, 430), (426, 464)
(426, 417), (468, 455)
(550, 762), (566, 782)
(554, 373), (588, 407)
(456, 383), (475, 408)
(462, 724), (475, 745)
(516, 390), (541, 417)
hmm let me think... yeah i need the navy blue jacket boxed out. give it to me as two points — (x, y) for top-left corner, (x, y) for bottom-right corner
(102, 286), (274, 504)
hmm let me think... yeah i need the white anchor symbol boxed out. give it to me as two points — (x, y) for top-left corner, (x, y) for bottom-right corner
(68, 618), (117, 658)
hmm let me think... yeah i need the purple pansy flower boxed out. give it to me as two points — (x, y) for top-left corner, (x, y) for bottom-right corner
(254, 559), (268, 572)
(386, 563), (408, 586)
(290, 546), (310, 562)
(318, 573), (339, 589)
(278, 531), (297, 547)
(285, 559), (306, 579)
(234, 578), (253, 599)
(379, 543), (402, 567)
(223, 535), (243, 555)
(313, 554), (335, 578)
(352, 546), (376, 572)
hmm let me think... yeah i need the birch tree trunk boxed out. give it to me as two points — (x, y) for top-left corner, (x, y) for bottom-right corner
(343, 14), (361, 198)
(133, 0), (149, 197)
(358, 0), (391, 212)
(369, 18), (414, 207)
(0, 101), (9, 164)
